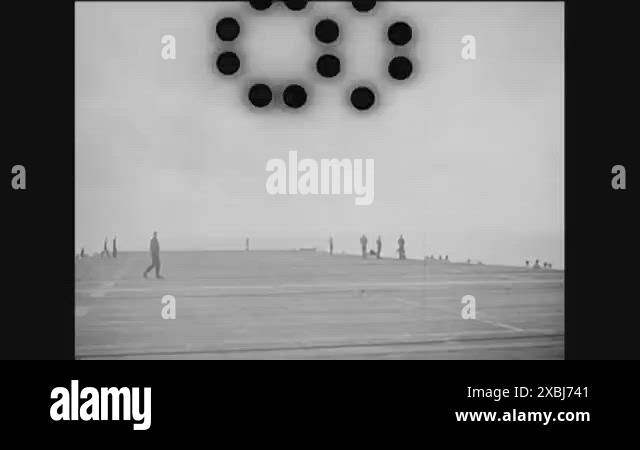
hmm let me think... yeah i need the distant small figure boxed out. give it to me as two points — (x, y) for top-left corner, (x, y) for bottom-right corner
(445, 255), (449, 263)
(376, 235), (382, 259)
(549, 263), (552, 269)
(533, 259), (541, 269)
(80, 248), (85, 258)
(360, 234), (368, 259)
(467, 258), (471, 264)
(246, 237), (250, 252)
(112, 236), (117, 258)
(526, 260), (530, 267)
(102, 238), (110, 258)
(397, 234), (406, 260)
(143, 231), (163, 279)
(329, 236), (334, 255)
(543, 262), (548, 269)
(438, 255), (442, 261)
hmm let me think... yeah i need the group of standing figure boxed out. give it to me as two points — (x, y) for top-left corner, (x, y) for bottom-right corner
(101, 236), (117, 258)
(328, 235), (407, 260)
(79, 236), (118, 259)
(525, 259), (553, 270)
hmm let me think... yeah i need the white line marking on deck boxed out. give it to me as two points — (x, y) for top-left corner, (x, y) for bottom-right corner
(89, 281), (115, 298)
(479, 320), (524, 332)
(77, 277), (563, 296)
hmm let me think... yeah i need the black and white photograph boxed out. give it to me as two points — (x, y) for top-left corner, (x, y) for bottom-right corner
(74, 1), (564, 359)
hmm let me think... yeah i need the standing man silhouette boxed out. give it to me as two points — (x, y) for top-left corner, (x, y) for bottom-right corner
(102, 238), (110, 258)
(112, 236), (118, 258)
(376, 235), (382, 259)
(397, 235), (406, 260)
(360, 234), (368, 259)
(143, 231), (163, 279)
(329, 236), (334, 255)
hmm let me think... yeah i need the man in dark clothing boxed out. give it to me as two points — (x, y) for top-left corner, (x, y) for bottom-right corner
(376, 235), (382, 259)
(102, 238), (110, 258)
(112, 236), (118, 258)
(397, 235), (406, 260)
(143, 231), (163, 279)
(329, 236), (334, 255)
(360, 234), (368, 259)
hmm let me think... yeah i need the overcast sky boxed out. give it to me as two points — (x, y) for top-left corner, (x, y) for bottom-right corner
(75, 2), (563, 266)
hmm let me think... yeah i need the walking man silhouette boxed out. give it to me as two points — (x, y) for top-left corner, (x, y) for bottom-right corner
(143, 231), (163, 279)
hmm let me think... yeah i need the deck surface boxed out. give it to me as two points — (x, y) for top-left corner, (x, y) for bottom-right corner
(75, 251), (564, 359)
